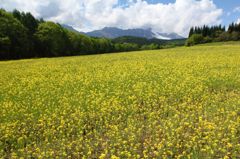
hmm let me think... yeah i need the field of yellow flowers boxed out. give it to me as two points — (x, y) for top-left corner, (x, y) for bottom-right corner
(0, 42), (240, 158)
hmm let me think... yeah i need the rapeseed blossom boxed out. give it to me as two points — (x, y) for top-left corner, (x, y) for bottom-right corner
(0, 43), (240, 158)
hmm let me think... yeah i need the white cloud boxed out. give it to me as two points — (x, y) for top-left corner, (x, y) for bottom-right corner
(234, 6), (240, 12)
(237, 18), (240, 24)
(0, 0), (223, 36)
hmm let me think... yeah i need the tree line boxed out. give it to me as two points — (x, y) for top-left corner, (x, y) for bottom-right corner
(186, 23), (240, 46)
(1, 9), (168, 60)
(112, 36), (186, 49)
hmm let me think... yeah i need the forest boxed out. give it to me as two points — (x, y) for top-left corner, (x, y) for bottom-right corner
(186, 24), (240, 46)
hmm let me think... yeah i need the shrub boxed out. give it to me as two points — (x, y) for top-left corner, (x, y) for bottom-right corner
(185, 34), (204, 46)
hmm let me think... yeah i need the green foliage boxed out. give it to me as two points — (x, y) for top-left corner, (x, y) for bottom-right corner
(12, 9), (41, 57)
(203, 36), (212, 43)
(141, 43), (159, 50)
(114, 43), (139, 52)
(92, 38), (113, 53)
(34, 22), (70, 57)
(66, 30), (94, 55)
(185, 34), (204, 46)
(231, 31), (240, 41)
(188, 25), (225, 38)
(217, 32), (232, 42)
(0, 9), (29, 59)
(228, 22), (240, 33)
(187, 23), (240, 46)
(13, 10), (39, 35)
(0, 36), (11, 58)
(112, 36), (186, 48)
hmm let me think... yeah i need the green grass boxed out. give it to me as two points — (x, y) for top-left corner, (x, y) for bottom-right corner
(0, 42), (240, 158)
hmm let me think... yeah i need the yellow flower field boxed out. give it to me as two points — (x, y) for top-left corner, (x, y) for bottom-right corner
(0, 42), (240, 158)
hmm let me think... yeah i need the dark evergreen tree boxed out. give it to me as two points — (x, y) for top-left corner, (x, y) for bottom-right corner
(188, 27), (194, 38)
(12, 10), (40, 57)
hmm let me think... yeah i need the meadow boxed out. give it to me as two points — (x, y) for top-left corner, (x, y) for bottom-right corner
(0, 42), (240, 158)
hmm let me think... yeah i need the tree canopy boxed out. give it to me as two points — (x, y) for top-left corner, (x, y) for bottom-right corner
(187, 24), (240, 46)
(34, 22), (70, 57)
(0, 9), (29, 59)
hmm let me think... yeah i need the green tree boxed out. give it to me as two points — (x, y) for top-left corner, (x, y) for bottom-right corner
(92, 38), (113, 53)
(188, 27), (194, 38)
(217, 32), (231, 41)
(0, 9), (29, 59)
(66, 30), (96, 55)
(0, 36), (11, 58)
(13, 10), (40, 57)
(185, 34), (204, 46)
(66, 30), (83, 55)
(141, 43), (159, 50)
(231, 31), (240, 41)
(13, 10), (39, 35)
(35, 22), (69, 57)
(80, 35), (94, 54)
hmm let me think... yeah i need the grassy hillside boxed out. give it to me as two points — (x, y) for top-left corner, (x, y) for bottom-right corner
(0, 42), (240, 158)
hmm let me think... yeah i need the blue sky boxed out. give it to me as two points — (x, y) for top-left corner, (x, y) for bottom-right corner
(1, 0), (240, 36)
(213, 0), (240, 25)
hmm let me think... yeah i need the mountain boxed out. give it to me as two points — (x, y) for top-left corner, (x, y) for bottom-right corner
(62, 25), (185, 40)
(86, 27), (155, 39)
(61, 24), (81, 33)
(154, 32), (185, 40)
(85, 27), (184, 40)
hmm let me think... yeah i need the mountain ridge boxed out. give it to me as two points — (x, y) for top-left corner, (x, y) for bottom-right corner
(62, 25), (185, 40)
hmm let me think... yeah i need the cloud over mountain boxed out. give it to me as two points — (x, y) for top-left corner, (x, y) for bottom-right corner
(0, 0), (223, 36)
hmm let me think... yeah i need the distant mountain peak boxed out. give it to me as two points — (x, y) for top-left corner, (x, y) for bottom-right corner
(154, 32), (184, 40)
(61, 24), (79, 33)
(103, 27), (120, 30)
(62, 25), (184, 40)
(85, 27), (184, 40)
